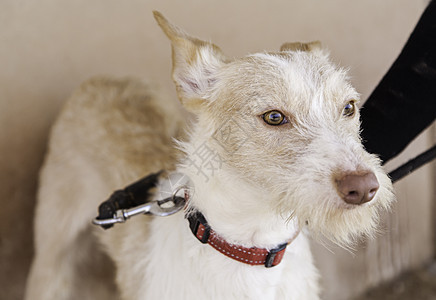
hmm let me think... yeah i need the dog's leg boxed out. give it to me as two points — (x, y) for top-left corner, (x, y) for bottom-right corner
(26, 227), (118, 300)
(25, 155), (118, 300)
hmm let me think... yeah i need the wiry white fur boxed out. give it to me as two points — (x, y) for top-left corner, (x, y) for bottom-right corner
(173, 46), (224, 99)
(197, 51), (394, 247)
(25, 12), (394, 300)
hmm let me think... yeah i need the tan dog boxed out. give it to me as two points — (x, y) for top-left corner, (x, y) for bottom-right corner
(25, 12), (394, 300)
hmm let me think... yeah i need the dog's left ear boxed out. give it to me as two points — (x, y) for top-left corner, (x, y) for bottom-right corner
(154, 11), (227, 112)
(280, 41), (322, 52)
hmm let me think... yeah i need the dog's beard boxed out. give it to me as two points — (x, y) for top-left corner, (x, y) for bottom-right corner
(295, 199), (383, 250)
(278, 169), (394, 249)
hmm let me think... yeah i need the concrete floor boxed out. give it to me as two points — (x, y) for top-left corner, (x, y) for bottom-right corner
(355, 261), (436, 300)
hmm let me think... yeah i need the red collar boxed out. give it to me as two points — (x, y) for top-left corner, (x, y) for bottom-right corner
(187, 210), (299, 268)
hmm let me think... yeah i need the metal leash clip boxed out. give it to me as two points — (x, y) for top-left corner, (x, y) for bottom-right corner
(92, 185), (188, 228)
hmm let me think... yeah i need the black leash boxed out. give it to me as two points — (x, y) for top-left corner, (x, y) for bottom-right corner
(93, 171), (188, 229)
(388, 144), (436, 183)
(94, 171), (162, 229)
(360, 0), (436, 163)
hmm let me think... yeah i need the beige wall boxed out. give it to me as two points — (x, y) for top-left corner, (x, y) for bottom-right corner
(1, 0), (432, 299)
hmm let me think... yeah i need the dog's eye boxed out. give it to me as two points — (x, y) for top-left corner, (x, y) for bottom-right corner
(262, 110), (287, 126)
(342, 101), (356, 117)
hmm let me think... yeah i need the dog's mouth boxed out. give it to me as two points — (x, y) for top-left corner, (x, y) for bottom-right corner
(338, 199), (376, 210)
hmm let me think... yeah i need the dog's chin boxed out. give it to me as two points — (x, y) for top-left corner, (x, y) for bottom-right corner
(304, 201), (382, 249)
(282, 175), (394, 249)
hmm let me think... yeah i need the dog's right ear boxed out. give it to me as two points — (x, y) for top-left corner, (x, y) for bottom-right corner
(154, 11), (227, 112)
(280, 41), (322, 52)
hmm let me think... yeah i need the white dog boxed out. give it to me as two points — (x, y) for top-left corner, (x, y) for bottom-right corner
(25, 12), (394, 300)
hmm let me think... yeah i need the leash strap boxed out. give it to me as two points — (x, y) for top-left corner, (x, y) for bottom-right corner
(95, 171), (162, 229)
(388, 144), (436, 183)
(360, 0), (436, 163)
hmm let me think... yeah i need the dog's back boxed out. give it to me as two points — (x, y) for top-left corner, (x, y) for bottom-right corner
(26, 77), (184, 300)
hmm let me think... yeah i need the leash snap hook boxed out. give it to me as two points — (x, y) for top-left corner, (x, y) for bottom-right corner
(148, 185), (189, 217)
(92, 186), (189, 228)
(92, 202), (155, 227)
(92, 172), (192, 229)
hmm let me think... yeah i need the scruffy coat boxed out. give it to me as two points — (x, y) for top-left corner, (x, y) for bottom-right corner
(26, 12), (393, 300)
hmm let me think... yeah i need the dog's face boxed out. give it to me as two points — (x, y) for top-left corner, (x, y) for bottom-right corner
(155, 12), (394, 247)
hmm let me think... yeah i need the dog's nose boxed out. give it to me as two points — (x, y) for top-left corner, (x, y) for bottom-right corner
(335, 172), (379, 205)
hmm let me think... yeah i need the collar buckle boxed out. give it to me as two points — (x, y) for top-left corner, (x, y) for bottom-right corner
(187, 210), (210, 244)
(265, 242), (288, 268)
